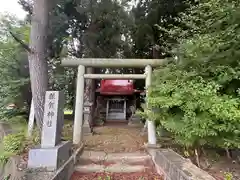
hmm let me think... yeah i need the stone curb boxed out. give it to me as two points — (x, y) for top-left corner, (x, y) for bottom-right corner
(50, 143), (84, 180)
(146, 148), (216, 180)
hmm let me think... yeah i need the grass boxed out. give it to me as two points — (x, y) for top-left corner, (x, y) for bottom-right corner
(0, 143), (5, 163)
(64, 109), (73, 115)
(0, 115), (28, 164)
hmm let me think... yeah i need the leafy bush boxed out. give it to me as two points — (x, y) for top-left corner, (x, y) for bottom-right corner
(224, 172), (233, 180)
(149, 65), (240, 148)
(0, 15), (30, 120)
(3, 132), (25, 154)
(0, 151), (15, 164)
(0, 131), (27, 164)
(143, 0), (240, 152)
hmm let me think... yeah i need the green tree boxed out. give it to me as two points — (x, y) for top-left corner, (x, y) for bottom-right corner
(18, 0), (134, 117)
(0, 15), (31, 119)
(131, 0), (192, 59)
(147, 0), (240, 158)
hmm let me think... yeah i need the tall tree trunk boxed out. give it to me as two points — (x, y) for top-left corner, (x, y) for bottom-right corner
(84, 67), (96, 126)
(28, 0), (52, 129)
(72, 69), (78, 117)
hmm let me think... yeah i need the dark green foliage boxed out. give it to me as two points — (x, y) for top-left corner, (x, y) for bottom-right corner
(18, 0), (134, 109)
(3, 132), (25, 153)
(0, 16), (30, 119)
(147, 0), (240, 149)
(131, 0), (192, 59)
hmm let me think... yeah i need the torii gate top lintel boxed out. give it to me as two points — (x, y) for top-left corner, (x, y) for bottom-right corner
(61, 57), (165, 67)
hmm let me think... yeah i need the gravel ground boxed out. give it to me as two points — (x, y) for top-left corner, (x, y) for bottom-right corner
(83, 123), (147, 153)
(71, 171), (163, 180)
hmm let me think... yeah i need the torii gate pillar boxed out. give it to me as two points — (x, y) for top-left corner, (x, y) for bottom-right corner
(73, 65), (85, 144)
(145, 65), (157, 145)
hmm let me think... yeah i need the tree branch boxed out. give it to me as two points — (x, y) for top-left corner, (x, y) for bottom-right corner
(8, 30), (32, 53)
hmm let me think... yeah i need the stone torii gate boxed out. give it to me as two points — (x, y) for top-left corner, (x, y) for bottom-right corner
(61, 57), (164, 146)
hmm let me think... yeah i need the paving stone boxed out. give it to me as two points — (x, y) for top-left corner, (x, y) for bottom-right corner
(81, 151), (106, 161)
(104, 163), (147, 173)
(105, 152), (150, 163)
(75, 164), (105, 173)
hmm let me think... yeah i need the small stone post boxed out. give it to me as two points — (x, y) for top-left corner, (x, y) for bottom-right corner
(73, 65), (85, 144)
(145, 65), (157, 145)
(83, 101), (93, 134)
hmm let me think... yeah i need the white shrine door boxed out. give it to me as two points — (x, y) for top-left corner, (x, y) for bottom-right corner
(106, 98), (126, 120)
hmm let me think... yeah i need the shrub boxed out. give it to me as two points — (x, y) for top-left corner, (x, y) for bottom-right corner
(0, 151), (14, 164)
(148, 65), (240, 149)
(141, 0), (240, 155)
(3, 132), (25, 154)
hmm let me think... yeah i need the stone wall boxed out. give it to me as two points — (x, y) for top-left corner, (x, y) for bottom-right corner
(147, 148), (216, 180)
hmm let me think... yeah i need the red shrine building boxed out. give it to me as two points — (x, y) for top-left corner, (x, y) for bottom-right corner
(95, 80), (144, 122)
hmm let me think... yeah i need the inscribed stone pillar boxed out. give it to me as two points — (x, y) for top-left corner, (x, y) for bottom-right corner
(28, 91), (71, 171)
(41, 91), (64, 148)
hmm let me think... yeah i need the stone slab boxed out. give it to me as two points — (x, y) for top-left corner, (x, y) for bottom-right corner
(28, 141), (71, 171)
(75, 164), (105, 173)
(75, 163), (147, 173)
(104, 164), (147, 173)
(147, 148), (216, 180)
(105, 152), (150, 163)
(41, 91), (65, 148)
(81, 151), (106, 161)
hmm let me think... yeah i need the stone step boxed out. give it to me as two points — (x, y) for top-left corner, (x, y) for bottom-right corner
(104, 152), (150, 163)
(79, 151), (150, 163)
(74, 163), (148, 173)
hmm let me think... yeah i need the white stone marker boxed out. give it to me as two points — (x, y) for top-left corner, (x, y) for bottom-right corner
(28, 91), (71, 171)
(41, 91), (64, 148)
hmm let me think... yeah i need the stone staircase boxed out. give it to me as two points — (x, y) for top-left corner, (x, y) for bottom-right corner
(70, 151), (162, 179)
(75, 151), (150, 173)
